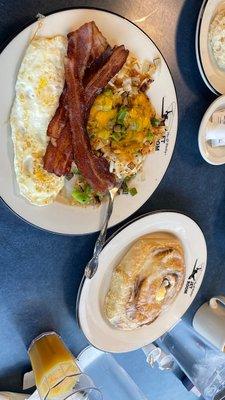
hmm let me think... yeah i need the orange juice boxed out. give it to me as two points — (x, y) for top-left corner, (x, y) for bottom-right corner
(28, 332), (80, 400)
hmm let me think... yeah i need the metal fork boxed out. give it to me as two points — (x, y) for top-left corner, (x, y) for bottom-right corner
(76, 185), (120, 326)
(84, 186), (119, 279)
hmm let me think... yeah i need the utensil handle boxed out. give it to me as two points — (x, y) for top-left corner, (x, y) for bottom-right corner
(93, 193), (114, 257)
(85, 192), (113, 278)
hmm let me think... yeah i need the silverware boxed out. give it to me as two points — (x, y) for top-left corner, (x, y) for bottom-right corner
(85, 186), (119, 279)
(76, 185), (120, 326)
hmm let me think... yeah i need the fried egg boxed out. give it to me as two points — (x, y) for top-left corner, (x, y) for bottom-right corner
(10, 36), (67, 206)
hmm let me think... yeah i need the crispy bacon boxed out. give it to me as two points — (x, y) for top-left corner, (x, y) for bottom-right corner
(65, 57), (115, 193)
(47, 88), (67, 139)
(83, 45), (113, 87)
(67, 21), (108, 80)
(43, 22), (129, 192)
(91, 22), (108, 60)
(67, 23), (93, 81)
(85, 45), (129, 112)
(43, 122), (73, 177)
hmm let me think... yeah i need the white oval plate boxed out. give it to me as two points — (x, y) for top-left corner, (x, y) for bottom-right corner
(198, 95), (225, 164)
(199, 0), (225, 95)
(78, 211), (207, 352)
(0, 9), (178, 235)
(195, 0), (219, 95)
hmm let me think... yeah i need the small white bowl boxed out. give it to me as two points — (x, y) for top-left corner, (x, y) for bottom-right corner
(198, 95), (225, 165)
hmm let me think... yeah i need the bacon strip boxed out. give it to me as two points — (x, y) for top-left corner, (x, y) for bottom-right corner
(83, 45), (113, 87)
(91, 22), (108, 60)
(44, 23), (95, 175)
(47, 88), (67, 139)
(67, 23), (93, 82)
(67, 21), (108, 80)
(43, 123), (73, 177)
(85, 45), (129, 112)
(43, 22), (129, 192)
(65, 57), (115, 193)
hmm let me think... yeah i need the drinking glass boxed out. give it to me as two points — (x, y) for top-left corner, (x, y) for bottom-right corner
(161, 320), (225, 400)
(28, 332), (102, 400)
(77, 346), (148, 400)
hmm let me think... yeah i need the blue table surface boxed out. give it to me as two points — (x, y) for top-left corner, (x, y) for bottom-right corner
(0, 0), (224, 399)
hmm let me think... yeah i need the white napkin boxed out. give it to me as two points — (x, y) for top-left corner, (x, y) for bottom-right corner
(206, 123), (225, 140)
(206, 123), (225, 139)
(0, 393), (29, 400)
(0, 390), (40, 400)
(25, 391), (39, 400)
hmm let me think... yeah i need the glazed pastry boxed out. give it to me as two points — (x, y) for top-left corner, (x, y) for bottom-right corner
(104, 232), (185, 330)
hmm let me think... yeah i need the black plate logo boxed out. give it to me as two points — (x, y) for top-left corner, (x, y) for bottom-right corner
(155, 97), (176, 154)
(184, 259), (204, 297)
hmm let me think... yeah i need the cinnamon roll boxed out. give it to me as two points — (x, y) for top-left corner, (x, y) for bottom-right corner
(104, 232), (185, 330)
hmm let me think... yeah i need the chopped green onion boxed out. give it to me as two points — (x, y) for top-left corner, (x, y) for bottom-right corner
(72, 189), (90, 204)
(111, 125), (125, 141)
(129, 187), (137, 196)
(151, 117), (160, 127)
(111, 132), (122, 141)
(84, 184), (92, 195)
(124, 176), (132, 182)
(72, 184), (92, 204)
(129, 121), (140, 131)
(121, 180), (129, 194)
(72, 167), (80, 175)
(117, 106), (128, 125)
(146, 130), (154, 142)
(104, 88), (113, 96)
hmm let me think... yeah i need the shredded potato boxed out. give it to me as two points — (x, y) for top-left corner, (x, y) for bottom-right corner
(87, 55), (165, 180)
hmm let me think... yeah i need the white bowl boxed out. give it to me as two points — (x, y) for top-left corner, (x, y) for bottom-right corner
(198, 95), (225, 165)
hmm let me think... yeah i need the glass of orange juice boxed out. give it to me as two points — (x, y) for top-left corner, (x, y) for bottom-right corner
(28, 332), (102, 400)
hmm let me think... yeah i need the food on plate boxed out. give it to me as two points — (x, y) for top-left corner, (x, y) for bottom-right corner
(43, 22), (128, 194)
(66, 53), (165, 206)
(10, 36), (67, 205)
(11, 21), (165, 207)
(64, 53), (165, 205)
(104, 232), (185, 330)
(88, 81), (163, 179)
(209, 10), (225, 70)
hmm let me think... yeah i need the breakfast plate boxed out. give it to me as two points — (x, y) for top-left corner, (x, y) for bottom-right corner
(78, 211), (207, 352)
(199, 0), (225, 95)
(0, 9), (178, 235)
